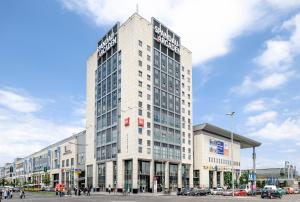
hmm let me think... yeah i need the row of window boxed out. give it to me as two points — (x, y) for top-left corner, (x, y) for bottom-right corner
(154, 88), (181, 113)
(154, 50), (181, 80)
(154, 107), (181, 129)
(153, 142), (181, 161)
(96, 126), (118, 146)
(96, 91), (118, 116)
(208, 157), (240, 166)
(96, 109), (118, 130)
(154, 68), (181, 97)
(153, 124), (181, 145)
(61, 158), (74, 168)
(96, 144), (117, 160)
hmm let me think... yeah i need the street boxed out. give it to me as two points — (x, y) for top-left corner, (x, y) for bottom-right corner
(2, 193), (300, 202)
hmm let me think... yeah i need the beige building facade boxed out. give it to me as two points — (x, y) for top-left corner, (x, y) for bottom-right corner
(85, 13), (193, 193)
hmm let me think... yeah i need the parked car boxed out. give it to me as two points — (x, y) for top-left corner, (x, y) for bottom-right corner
(277, 188), (287, 195)
(210, 187), (223, 195)
(284, 187), (294, 194)
(190, 188), (207, 196)
(177, 188), (191, 196)
(261, 189), (282, 199)
(234, 189), (247, 196)
(222, 189), (233, 196)
(294, 188), (299, 194)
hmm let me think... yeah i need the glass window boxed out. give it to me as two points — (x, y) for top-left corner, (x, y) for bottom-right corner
(112, 72), (117, 90)
(154, 49), (160, 67)
(154, 88), (160, 106)
(168, 94), (174, 111)
(138, 60), (142, 67)
(168, 58), (174, 76)
(138, 127), (143, 134)
(112, 126), (117, 142)
(107, 93), (111, 111)
(147, 55), (151, 61)
(138, 138), (142, 145)
(175, 97), (180, 114)
(168, 112), (174, 127)
(138, 40), (142, 47)
(154, 68), (160, 87)
(107, 112), (111, 126)
(107, 76), (111, 93)
(113, 54), (117, 71)
(112, 109), (117, 125)
(112, 91), (117, 108)
(138, 91), (142, 97)
(168, 76), (174, 93)
(139, 50), (142, 57)
(154, 107), (160, 123)
(138, 147), (142, 153)
(138, 70), (142, 77)
(161, 90), (167, 109)
(138, 81), (142, 87)
(147, 45), (151, 51)
(161, 109), (167, 125)
(161, 54), (167, 72)
(106, 128), (111, 143)
(102, 81), (106, 96)
(161, 72), (167, 91)
(175, 79), (180, 96)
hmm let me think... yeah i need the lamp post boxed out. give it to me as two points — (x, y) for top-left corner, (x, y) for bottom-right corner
(226, 112), (235, 197)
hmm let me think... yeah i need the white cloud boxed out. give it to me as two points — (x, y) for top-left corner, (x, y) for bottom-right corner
(244, 99), (267, 112)
(251, 117), (300, 140)
(280, 149), (296, 153)
(232, 12), (300, 95)
(0, 88), (85, 165)
(0, 88), (42, 113)
(60, 0), (300, 65)
(247, 111), (278, 126)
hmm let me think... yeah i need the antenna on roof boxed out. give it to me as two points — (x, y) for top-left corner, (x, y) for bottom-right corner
(136, 0), (139, 14)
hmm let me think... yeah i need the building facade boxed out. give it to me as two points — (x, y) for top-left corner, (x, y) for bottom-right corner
(0, 131), (86, 189)
(193, 123), (261, 188)
(85, 13), (193, 193)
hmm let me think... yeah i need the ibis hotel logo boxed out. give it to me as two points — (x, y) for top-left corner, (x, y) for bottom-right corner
(209, 139), (229, 156)
(154, 25), (180, 54)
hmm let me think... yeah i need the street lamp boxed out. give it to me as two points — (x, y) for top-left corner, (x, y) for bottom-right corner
(226, 112), (235, 197)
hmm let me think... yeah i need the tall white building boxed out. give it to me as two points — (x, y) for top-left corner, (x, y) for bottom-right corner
(85, 13), (193, 193)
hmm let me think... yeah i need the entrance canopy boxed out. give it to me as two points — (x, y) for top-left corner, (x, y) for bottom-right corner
(193, 123), (261, 149)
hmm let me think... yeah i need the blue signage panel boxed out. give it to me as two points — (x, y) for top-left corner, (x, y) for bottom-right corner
(216, 141), (224, 155)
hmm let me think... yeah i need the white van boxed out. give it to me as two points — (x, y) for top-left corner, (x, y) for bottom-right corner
(264, 185), (277, 190)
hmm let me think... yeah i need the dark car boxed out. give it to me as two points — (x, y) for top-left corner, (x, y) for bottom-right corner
(261, 189), (282, 199)
(190, 188), (207, 196)
(177, 188), (191, 196)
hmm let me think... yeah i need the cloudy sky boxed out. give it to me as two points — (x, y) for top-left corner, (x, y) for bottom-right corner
(0, 0), (300, 169)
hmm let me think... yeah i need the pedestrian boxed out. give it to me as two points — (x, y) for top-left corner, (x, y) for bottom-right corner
(0, 190), (3, 202)
(4, 190), (7, 199)
(9, 190), (13, 199)
(108, 184), (111, 194)
(20, 190), (25, 199)
(87, 187), (91, 196)
(74, 187), (77, 196)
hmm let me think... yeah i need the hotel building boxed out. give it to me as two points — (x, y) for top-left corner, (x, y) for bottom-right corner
(85, 13), (193, 193)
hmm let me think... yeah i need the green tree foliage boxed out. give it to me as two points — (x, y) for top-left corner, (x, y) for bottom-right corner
(239, 172), (249, 185)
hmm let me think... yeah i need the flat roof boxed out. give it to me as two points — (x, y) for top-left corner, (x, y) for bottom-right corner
(193, 123), (261, 149)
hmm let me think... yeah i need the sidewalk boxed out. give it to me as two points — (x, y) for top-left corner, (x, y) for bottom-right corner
(91, 191), (177, 196)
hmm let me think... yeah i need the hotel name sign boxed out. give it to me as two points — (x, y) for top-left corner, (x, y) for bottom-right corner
(154, 25), (180, 54)
(97, 32), (117, 57)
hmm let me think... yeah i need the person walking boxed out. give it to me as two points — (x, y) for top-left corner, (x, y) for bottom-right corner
(0, 189), (3, 202)
(20, 190), (25, 199)
(4, 190), (7, 199)
(108, 185), (111, 194)
(87, 187), (91, 196)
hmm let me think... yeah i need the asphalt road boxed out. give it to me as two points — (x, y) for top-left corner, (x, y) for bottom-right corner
(2, 193), (300, 202)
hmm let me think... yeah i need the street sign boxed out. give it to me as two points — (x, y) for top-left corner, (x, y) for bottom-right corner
(248, 172), (256, 181)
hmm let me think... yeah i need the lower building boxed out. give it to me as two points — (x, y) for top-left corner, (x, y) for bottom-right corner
(193, 123), (261, 188)
(243, 161), (299, 188)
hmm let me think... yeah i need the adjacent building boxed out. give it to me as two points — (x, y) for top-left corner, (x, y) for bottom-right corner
(0, 131), (86, 189)
(193, 123), (261, 188)
(85, 13), (193, 193)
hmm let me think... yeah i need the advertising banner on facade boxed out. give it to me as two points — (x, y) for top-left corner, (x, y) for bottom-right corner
(209, 139), (229, 156)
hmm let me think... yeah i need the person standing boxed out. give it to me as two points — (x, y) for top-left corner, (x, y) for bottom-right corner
(108, 185), (111, 194)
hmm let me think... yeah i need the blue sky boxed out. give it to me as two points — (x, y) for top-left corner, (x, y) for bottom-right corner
(0, 0), (300, 170)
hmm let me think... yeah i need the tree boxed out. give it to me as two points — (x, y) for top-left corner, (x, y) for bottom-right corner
(42, 174), (50, 186)
(256, 180), (261, 188)
(224, 172), (232, 187)
(239, 172), (248, 185)
(0, 178), (6, 186)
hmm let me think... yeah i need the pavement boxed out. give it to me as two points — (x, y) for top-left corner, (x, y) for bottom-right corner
(1, 192), (300, 202)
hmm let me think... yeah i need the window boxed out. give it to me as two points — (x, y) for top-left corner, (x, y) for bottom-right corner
(139, 50), (142, 57)
(147, 55), (151, 61)
(66, 159), (69, 167)
(147, 74), (151, 81)
(147, 148), (151, 154)
(147, 104), (151, 111)
(147, 65), (151, 71)
(147, 140), (151, 146)
(147, 94), (151, 100)
(138, 147), (143, 153)
(138, 40), (142, 47)
(147, 122), (151, 128)
(147, 45), (151, 51)
(62, 160), (65, 167)
(147, 130), (151, 136)
(138, 81), (142, 87)
(138, 101), (143, 108)
(147, 84), (151, 90)
(138, 91), (142, 97)
(138, 127), (143, 134)
(138, 138), (142, 145)
(138, 109), (143, 116)
(138, 71), (142, 77)
(71, 158), (74, 166)
(138, 60), (142, 67)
